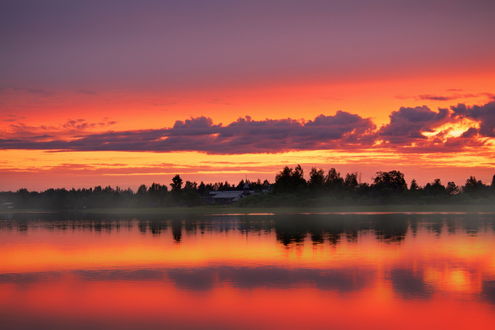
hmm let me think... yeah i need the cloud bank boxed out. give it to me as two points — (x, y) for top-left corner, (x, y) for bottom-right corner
(1, 101), (494, 154)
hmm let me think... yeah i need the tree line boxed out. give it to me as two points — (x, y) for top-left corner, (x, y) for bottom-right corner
(259, 165), (495, 207)
(1, 166), (494, 210)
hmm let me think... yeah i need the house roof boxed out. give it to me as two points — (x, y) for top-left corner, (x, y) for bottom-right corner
(209, 191), (245, 199)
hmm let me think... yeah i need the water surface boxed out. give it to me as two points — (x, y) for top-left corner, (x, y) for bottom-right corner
(1, 213), (495, 329)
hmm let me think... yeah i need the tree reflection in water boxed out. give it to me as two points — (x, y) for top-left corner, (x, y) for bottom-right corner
(2, 212), (495, 330)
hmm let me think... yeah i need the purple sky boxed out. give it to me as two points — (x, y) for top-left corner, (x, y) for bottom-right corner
(2, 0), (495, 91)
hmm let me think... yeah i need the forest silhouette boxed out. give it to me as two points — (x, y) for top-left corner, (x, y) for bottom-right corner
(1, 166), (494, 210)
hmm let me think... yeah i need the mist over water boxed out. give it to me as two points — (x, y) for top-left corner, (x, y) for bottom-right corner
(2, 213), (495, 329)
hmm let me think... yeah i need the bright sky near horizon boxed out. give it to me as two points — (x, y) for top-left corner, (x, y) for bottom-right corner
(1, 0), (494, 190)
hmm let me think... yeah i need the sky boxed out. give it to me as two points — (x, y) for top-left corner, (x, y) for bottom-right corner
(1, 0), (494, 190)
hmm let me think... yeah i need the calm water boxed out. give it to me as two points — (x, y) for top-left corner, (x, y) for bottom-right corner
(2, 213), (495, 329)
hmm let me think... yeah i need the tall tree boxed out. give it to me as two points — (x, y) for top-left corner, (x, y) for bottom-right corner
(463, 176), (485, 194)
(309, 168), (325, 189)
(274, 165), (306, 193)
(372, 170), (407, 195)
(137, 184), (147, 195)
(325, 168), (344, 189)
(409, 179), (420, 192)
(344, 173), (359, 189)
(424, 179), (446, 195)
(170, 175), (183, 192)
(446, 182), (459, 195)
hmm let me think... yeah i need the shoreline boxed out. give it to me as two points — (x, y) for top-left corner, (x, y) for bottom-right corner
(2, 204), (495, 216)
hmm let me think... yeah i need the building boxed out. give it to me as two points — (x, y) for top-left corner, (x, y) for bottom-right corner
(207, 190), (254, 204)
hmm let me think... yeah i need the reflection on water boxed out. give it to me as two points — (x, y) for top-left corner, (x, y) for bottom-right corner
(2, 213), (495, 329)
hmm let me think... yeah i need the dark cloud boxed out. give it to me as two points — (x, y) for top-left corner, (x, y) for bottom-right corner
(62, 118), (117, 130)
(417, 94), (456, 101)
(0, 113), (25, 122)
(0, 112), (375, 154)
(378, 106), (450, 144)
(452, 102), (495, 137)
(373, 103), (494, 153)
(1, 101), (493, 154)
(416, 92), (494, 102)
(2, 119), (117, 140)
(460, 127), (478, 138)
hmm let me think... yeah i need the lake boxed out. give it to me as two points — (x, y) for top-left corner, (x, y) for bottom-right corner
(1, 212), (495, 329)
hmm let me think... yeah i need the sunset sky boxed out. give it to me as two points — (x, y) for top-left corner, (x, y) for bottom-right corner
(1, 0), (494, 190)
